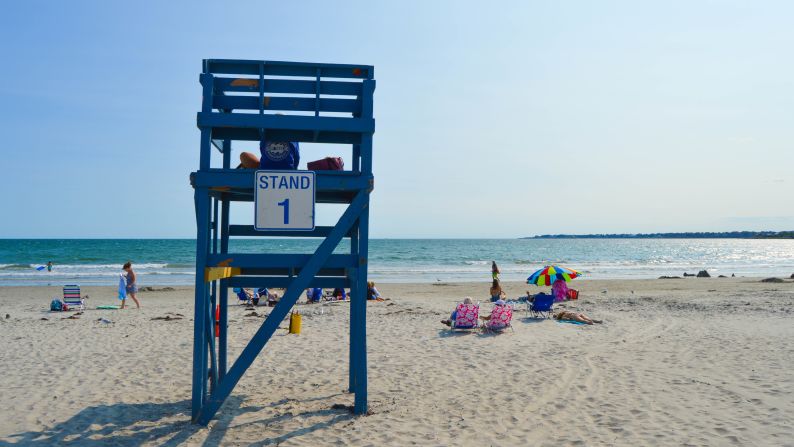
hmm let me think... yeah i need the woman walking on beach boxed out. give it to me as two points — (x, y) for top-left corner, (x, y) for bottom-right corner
(491, 261), (500, 281)
(121, 261), (141, 309)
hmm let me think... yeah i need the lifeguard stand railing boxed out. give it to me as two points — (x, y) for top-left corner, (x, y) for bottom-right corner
(190, 59), (375, 425)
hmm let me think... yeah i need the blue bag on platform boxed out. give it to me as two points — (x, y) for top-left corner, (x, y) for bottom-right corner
(259, 141), (300, 170)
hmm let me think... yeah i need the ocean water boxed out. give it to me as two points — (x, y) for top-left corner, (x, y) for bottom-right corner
(1, 239), (793, 287)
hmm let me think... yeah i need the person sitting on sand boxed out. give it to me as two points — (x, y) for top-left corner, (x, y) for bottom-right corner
(489, 279), (506, 302)
(441, 297), (474, 326)
(367, 281), (385, 301)
(554, 310), (602, 325)
(332, 288), (347, 301)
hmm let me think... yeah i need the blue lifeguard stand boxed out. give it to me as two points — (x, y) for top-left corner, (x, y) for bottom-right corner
(189, 59), (375, 425)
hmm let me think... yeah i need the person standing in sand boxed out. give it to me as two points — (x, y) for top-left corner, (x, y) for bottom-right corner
(121, 261), (141, 309)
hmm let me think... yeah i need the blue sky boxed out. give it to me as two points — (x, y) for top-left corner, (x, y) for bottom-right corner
(1, 0), (792, 238)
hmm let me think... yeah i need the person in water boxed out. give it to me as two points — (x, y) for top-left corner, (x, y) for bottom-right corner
(46, 261), (53, 272)
(491, 261), (500, 280)
(121, 261), (141, 309)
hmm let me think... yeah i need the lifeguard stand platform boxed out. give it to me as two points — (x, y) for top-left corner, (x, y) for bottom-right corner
(189, 59), (375, 425)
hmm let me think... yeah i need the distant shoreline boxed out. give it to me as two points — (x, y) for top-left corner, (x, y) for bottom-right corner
(523, 231), (794, 239)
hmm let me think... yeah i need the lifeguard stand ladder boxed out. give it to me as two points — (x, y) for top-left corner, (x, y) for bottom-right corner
(189, 59), (375, 425)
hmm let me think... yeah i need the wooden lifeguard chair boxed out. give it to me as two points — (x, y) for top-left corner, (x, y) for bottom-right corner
(189, 59), (375, 425)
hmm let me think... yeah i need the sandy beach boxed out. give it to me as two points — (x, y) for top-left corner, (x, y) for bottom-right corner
(1, 277), (792, 446)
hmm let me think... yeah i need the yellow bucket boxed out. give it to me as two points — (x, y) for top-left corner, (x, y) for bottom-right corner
(288, 311), (302, 335)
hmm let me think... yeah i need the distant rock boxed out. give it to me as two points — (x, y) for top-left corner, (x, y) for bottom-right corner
(718, 275), (727, 278)
(732, 273), (736, 277)
(790, 273), (794, 279)
(683, 272), (695, 277)
(760, 277), (784, 283)
(697, 270), (710, 278)
(659, 276), (682, 279)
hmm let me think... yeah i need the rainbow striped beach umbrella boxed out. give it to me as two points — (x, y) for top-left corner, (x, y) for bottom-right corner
(527, 265), (581, 286)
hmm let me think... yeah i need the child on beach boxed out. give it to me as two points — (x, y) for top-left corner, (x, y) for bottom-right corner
(367, 281), (385, 301)
(121, 261), (141, 309)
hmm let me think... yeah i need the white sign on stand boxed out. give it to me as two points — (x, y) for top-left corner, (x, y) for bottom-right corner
(255, 171), (315, 231)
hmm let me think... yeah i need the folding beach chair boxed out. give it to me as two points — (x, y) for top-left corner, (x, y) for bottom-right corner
(483, 304), (513, 333)
(233, 288), (252, 305)
(451, 302), (479, 330)
(62, 285), (85, 311)
(528, 293), (554, 319)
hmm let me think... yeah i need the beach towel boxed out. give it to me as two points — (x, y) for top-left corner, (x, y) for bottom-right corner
(97, 305), (120, 310)
(556, 319), (587, 325)
(118, 274), (127, 300)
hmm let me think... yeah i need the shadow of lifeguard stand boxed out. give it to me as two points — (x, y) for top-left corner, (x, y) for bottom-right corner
(189, 59), (375, 425)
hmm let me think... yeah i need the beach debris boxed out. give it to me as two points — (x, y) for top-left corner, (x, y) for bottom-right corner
(139, 286), (176, 292)
(151, 315), (183, 321)
(760, 277), (784, 283)
(331, 403), (354, 413)
(62, 315), (80, 320)
(658, 276), (681, 279)
(696, 270), (711, 278)
(601, 290), (608, 294)
(5, 314), (9, 319)
(244, 311), (260, 317)
(97, 318), (114, 327)
(40, 317), (49, 321)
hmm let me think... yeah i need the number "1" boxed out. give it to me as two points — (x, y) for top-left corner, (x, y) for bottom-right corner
(277, 198), (290, 224)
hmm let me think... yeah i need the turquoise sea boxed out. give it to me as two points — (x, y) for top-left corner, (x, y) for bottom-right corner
(1, 239), (793, 286)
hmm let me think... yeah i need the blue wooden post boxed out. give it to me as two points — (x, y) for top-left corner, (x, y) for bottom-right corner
(191, 189), (210, 422)
(218, 139), (231, 379)
(191, 59), (375, 425)
(353, 208), (369, 414)
(348, 222), (359, 393)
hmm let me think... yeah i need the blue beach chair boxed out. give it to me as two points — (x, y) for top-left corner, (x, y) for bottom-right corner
(528, 293), (554, 319)
(233, 287), (252, 305)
